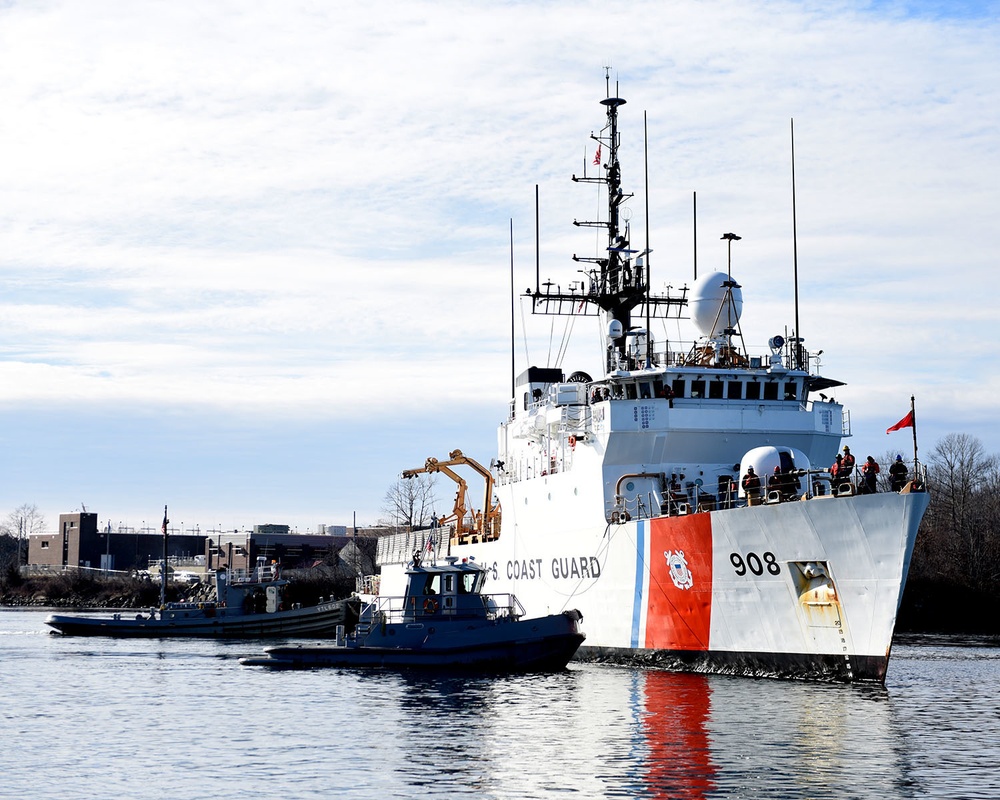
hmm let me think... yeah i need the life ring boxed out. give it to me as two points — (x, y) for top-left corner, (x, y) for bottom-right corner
(423, 598), (438, 614)
(568, 435), (577, 448)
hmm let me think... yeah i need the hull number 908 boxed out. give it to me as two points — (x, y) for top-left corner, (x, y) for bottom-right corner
(730, 551), (781, 576)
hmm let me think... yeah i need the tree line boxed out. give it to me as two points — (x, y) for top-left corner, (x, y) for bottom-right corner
(899, 433), (1000, 632)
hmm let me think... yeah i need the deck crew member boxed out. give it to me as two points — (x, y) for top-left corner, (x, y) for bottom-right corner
(862, 456), (880, 494)
(889, 455), (908, 492)
(768, 466), (785, 501)
(741, 466), (762, 505)
(830, 454), (844, 488)
(841, 446), (856, 480)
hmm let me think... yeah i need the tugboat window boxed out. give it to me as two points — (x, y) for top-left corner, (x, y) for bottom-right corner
(746, 382), (761, 400)
(709, 381), (724, 399)
(691, 380), (706, 399)
(784, 382), (798, 401)
(727, 381), (743, 399)
(763, 382), (779, 401)
(672, 379), (686, 398)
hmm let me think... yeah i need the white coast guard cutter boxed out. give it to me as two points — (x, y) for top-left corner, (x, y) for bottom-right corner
(376, 81), (929, 683)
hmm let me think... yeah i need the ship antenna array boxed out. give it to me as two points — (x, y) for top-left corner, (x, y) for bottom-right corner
(526, 82), (688, 369)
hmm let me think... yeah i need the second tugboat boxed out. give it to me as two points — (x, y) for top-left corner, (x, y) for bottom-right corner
(46, 556), (359, 638)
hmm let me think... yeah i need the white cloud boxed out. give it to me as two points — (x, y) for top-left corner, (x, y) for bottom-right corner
(1, 0), (998, 527)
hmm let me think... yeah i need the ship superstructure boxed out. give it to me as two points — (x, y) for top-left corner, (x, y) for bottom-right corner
(377, 81), (929, 682)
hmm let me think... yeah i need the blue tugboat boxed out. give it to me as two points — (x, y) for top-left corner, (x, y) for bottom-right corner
(240, 556), (585, 671)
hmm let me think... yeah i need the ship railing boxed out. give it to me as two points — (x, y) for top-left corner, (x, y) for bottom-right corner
(608, 491), (668, 523)
(605, 460), (928, 524)
(360, 592), (526, 625)
(482, 593), (526, 621)
(616, 339), (823, 373)
(375, 526), (449, 567)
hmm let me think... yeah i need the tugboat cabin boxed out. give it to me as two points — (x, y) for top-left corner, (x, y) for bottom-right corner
(401, 559), (506, 622)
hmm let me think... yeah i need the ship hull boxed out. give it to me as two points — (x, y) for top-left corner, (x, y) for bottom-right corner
(379, 488), (929, 683)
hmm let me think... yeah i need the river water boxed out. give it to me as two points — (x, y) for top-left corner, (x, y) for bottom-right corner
(2, 609), (998, 800)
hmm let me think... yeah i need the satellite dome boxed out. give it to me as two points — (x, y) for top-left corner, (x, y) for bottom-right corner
(690, 271), (743, 338)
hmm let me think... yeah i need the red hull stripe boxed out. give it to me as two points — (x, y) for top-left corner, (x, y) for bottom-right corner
(645, 515), (714, 651)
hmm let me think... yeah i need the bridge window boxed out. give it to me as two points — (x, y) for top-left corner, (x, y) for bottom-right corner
(727, 381), (743, 399)
(746, 382), (761, 400)
(672, 379), (686, 398)
(691, 380), (706, 398)
(763, 382), (779, 401)
(709, 381), (724, 399)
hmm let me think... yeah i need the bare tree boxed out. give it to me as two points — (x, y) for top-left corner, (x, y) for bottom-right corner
(379, 474), (438, 530)
(3, 504), (46, 566)
(919, 433), (1000, 591)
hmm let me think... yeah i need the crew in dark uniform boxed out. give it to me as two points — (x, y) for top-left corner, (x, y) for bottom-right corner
(889, 455), (908, 492)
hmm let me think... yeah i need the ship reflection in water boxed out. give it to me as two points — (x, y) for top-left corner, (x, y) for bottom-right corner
(641, 672), (716, 799)
(379, 665), (910, 799)
(638, 669), (907, 799)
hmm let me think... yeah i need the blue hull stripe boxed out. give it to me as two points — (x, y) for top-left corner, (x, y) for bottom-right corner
(630, 520), (646, 648)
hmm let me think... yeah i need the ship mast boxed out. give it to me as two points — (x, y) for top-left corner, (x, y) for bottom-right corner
(527, 78), (687, 372)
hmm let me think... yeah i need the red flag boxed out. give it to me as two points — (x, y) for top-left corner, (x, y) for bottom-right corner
(161, 505), (169, 535)
(593, 144), (601, 166)
(886, 411), (914, 434)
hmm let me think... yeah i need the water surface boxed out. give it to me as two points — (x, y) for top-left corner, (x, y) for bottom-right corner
(2, 612), (997, 799)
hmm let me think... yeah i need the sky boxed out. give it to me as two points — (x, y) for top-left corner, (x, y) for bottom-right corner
(1, 0), (998, 535)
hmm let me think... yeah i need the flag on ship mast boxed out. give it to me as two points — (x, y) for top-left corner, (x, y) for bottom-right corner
(886, 411), (914, 433)
(886, 396), (920, 474)
(593, 143), (601, 165)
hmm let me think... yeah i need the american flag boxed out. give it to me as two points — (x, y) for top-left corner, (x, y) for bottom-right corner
(593, 144), (602, 166)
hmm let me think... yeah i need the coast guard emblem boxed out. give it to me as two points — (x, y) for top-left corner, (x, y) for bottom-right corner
(664, 550), (694, 590)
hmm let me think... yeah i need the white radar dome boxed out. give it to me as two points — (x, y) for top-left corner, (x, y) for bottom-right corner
(690, 271), (743, 339)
